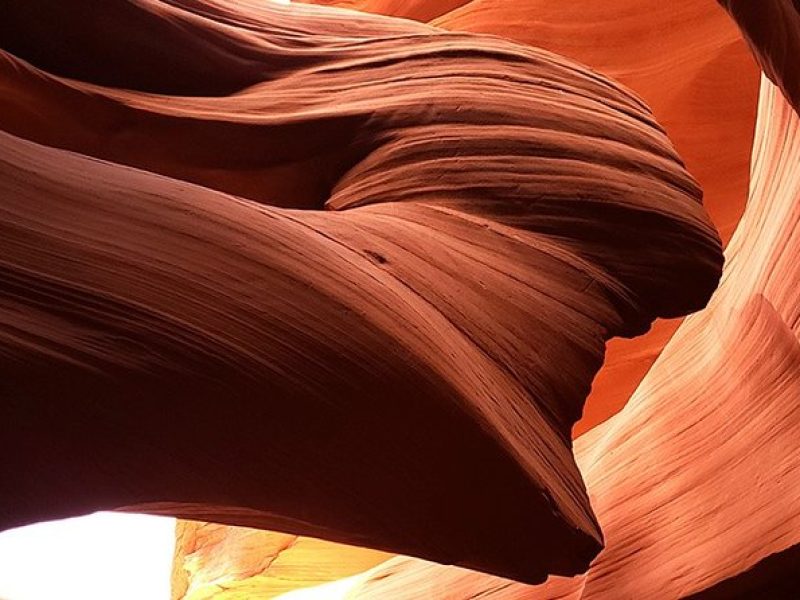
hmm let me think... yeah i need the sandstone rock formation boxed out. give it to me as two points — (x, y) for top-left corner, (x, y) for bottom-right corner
(298, 0), (762, 436)
(719, 0), (800, 113)
(169, 2), (800, 599)
(323, 71), (800, 600)
(171, 521), (389, 599)
(0, 0), (722, 587)
(296, 0), (470, 21)
(428, 0), (761, 431)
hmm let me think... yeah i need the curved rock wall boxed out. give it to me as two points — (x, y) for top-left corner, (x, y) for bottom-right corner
(325, 68), (800, 600)
(0, 0), (721, 587)
(167, 3), (800, 598)
(718, 0), (800, 113)
(295, 0), (761, 435)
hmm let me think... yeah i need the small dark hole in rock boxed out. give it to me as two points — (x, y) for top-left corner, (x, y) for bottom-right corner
(364, 249), (388, 264)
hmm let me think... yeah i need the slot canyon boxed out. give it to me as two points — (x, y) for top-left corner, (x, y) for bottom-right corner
(0, 1), (798, 598)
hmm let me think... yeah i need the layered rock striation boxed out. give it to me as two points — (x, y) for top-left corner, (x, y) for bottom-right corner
(167, 2), (800, 597)
(332, 72), (800, 600)
(0, 0), (721, 586)
(297, 0), (762, 434)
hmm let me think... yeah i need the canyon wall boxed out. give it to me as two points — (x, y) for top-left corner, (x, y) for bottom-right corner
(0, 0), (721, 588)
(171, 2), (800, 598)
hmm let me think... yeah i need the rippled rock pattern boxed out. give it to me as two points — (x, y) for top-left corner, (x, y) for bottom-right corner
(164, 2), (800, 599)
(0, 0), (722, 587)
(331, 73), (800, 600)
(302, 0), (762, 436)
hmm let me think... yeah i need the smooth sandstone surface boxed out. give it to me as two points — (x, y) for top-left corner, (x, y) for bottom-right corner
(170, 3), (800, 598)
(430, 0), (761, 431)
(0, 0), (722, 587)
(330, 73), (800, 600)
(719, 0), (800, 114)
(296, 0), (762, 435)
(171, 521), (390, 599)
(0, 1), (755, 437)
(296, 0), (470, 21)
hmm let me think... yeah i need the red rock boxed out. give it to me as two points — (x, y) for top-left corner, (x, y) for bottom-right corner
(173, 4), (800, 598)
(295, 0), (471, 21)
(424, 0), (761, 432)
(170, 521), (389, 598)
(0, 0), (721, 586)
(327, 73), (800, 600)
(303, 0), (762, 437)
(718, 0), (800, 113)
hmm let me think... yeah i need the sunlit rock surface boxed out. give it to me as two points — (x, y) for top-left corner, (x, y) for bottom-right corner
(325, 73), (800, 600)
(0, 0), (722, 588)
(171, 522), (389, 599)
(166, 2), (800, 599)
